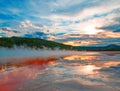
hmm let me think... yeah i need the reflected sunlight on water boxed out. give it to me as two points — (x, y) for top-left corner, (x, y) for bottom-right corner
(75, 65), (101, 75)
(63, 55), (100, 61)
(0, 51), (120, 91)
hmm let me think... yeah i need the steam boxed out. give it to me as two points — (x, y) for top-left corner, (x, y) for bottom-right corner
(0, 47), (81, 64)
(0, 46), (84, 59)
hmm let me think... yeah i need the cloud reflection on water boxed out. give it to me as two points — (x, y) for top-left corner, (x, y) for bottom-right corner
(0, 57), (56, 91)
(0, 51), (120, 91)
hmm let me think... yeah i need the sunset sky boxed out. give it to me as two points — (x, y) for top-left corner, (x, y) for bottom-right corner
(0, 0), (120, 46)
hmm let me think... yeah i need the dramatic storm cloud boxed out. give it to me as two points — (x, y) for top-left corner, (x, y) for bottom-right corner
(0, 0), (120, 46)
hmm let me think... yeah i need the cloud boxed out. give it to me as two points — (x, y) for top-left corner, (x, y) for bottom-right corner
(99, 24), (120, 32)
(0, 0), (120, 46)
(1, 27), (12, 31)
(20, 20), (41, 29)
(42, 0), (120, 21)
(40, 0), (120, 37)
(0, 27), (21, 37)
(0, 30), (20, 37)
(17, 20), (66, 35)
(52, 30), (120, 46)
(63, 40), (100, 46)
(54, 31), (120, 41)
(42, 7), (120, 36)
(24, 31), (48, 39)
(93, 31), (120, 38)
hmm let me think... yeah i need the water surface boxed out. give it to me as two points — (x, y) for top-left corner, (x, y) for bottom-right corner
(0, 51), (120, 91)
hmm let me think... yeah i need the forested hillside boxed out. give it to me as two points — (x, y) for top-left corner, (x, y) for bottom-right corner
(0, 37), (73, 50)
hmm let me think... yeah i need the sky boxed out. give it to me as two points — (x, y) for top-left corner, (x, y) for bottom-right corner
(0, 0), (120, 46)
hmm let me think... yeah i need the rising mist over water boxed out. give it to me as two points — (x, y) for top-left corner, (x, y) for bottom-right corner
(0, 47), (81, 58)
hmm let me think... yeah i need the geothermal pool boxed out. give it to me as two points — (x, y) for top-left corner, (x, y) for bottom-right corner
(0, 51), (120, 91)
